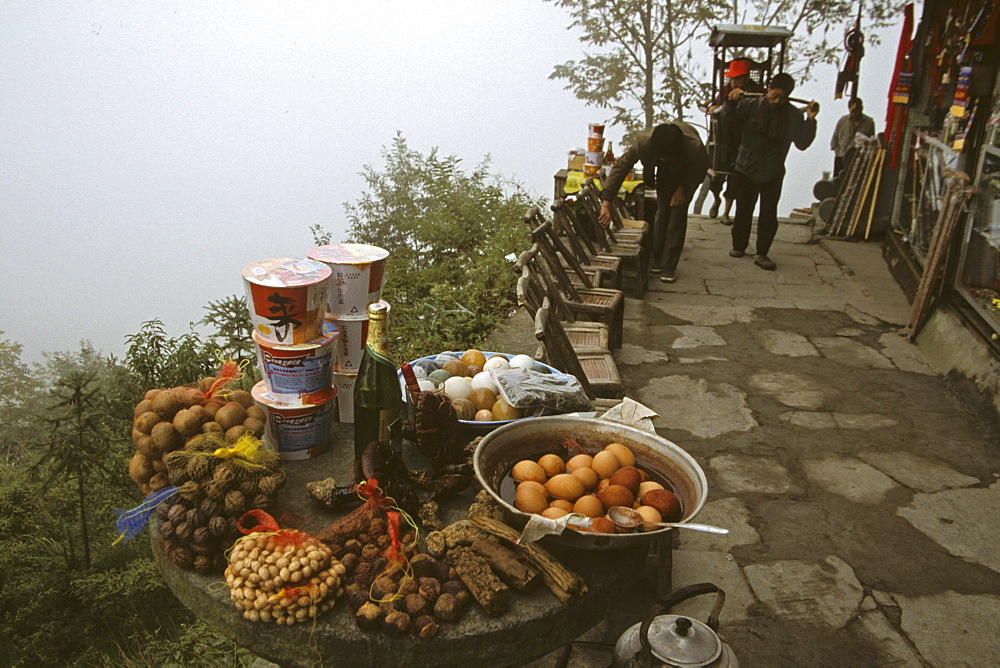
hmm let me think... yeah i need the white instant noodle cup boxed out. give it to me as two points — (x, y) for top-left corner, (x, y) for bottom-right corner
(331, 300), (389, 373)
(588, 123), (605, 138)
(252, 320), (340, 405)
(306, 243), (389, 319)
(251, 381), (336, 460)
(332, 372), (357, 423)
(242, 258), (331, 345)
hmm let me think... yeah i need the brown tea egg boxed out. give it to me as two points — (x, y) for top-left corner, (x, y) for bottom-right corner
(517, 480), (548, 498)
(549, 499), (573, 512)
(474, 409), (495, 422)
(511, 460), (547, 484)
(591, 450), (622, 479)
(608, 466), (642, 496)
(541, 506), (569, 519)
(604, 442), (636, 468)
(546, 473), (585, 501)
(572, 494), (604, 518)
(589, 516), (617, 534)
(538, 454), (566, 477)
(514, 486), (549, 514)
(442, 359), (470, 377)
(571, 466), (599, 491)
(468, 388), (497, 412)
(635, 505), (662, 530)
(638, 481), (665, 497)
(566, 454), (594, 473)
(451, 398), (477, 421)
(596, 478), (612, 494)
(492, 398), (520, 421)
(460, 349), (487, 369)
(467, 364), (482, 375)
(596, 484), (635, 510)
(641, 489), (682, 522)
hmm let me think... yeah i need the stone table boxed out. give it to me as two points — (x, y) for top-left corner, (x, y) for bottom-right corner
(155, 423), (656, 667)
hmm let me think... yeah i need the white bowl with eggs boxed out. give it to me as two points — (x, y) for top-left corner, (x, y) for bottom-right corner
(401, 351), (563, 433)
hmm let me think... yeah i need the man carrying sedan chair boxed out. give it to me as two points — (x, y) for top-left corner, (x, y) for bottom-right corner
(599, 122), (708, 284)
(720, 72), (819, 271)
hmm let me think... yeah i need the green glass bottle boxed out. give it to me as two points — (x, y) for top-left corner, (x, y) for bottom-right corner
(353, 302), (402, 472)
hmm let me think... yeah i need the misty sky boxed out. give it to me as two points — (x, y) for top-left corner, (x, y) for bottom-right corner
(1, 1), (900, 363)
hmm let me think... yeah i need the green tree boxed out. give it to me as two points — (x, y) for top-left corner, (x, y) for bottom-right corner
(317, 133), (539, 360)
(0, 332), (41, 467)
(34, 367), (117, 568)
(548, 0), (900, 134)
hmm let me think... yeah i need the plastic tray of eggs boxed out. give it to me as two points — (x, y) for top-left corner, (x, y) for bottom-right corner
(403, 350), (561, 431)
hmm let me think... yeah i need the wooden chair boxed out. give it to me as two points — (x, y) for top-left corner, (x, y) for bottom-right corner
(576, 184), (648, 298)
(534, 296), (624, 401)
(523, 206), (610, 291)
(527, 233), (624, 350)
(515, 248), (611, 354)
(549, 200), (623, 291)
(580, 178), (649, 250)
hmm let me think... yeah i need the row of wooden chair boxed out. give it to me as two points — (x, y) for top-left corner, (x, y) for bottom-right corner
(515, 208), (626, 399)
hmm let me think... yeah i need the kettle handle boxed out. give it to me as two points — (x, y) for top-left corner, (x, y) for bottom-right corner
(638, 583), (727, 656)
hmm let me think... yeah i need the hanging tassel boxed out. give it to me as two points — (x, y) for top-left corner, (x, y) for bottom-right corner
(112, 486), (179, 545)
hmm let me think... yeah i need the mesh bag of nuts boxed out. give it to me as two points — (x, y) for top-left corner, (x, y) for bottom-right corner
(154, 433), (286, 574)
(225, 510), (346, 624)
(128, 358), (264, 495)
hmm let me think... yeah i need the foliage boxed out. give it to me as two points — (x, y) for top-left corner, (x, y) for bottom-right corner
(0, 342), (252, 664)
(548, 0), (901, 135)
(199, 295), (258, 384)
(0, 333), (42, 468)
(319, 133), (539, 361)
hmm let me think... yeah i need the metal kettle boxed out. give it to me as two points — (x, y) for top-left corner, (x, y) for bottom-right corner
(613, 583), (739, 667)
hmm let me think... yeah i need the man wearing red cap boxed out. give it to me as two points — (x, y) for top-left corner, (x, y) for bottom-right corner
(705, 59), (764, 224)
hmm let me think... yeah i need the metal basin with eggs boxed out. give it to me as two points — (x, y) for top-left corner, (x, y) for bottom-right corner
(401, 351), (563, 433)
(473, 415), (708, 550)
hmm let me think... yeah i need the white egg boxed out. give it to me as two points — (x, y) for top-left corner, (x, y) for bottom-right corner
(412, 365), (428, 379)
(417, 379), (439, 392)
(470, 371), (499, 394)
(443, 376), (472, 400)
(509, 354), (535, 370)
(483, 356), (511, 372)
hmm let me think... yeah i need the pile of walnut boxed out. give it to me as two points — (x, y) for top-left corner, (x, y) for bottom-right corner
(129, 377), (267, 495)
(321, 514), (472, 639)
(225, 530), (346, 624)
(154, 442), (286, 573)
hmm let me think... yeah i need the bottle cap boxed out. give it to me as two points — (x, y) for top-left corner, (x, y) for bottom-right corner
(367, 301), (388, 317)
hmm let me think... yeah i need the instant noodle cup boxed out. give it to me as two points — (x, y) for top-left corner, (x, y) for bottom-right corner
(252, 320), (340, 405)
(243, 258), (331, 345)
(306, 243), (389, 319)
(332, 372), (357, 423)
(331, 301), (389, 373)
(251, 381), (336, 460)
(587, 136), (604, 152)
(588, 123), (605, 138)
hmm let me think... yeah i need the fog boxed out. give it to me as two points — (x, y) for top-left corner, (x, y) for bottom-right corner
(1, 1), (900, 363)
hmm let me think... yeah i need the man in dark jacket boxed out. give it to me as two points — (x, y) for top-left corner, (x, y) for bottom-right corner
(599, 122), (708, 283)
(720, 72), (818, 270)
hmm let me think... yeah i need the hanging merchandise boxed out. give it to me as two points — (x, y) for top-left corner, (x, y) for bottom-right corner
(885, 3), (914, 169)
(950, 65), (973, 118)
(835, 14), (865, 100)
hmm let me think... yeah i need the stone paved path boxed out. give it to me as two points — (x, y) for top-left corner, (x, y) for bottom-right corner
(531, 216), (1000, 667)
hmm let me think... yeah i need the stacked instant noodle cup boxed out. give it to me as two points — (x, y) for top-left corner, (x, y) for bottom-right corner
(305, 243), (390, 425)
(584, 123), (606, 177)
(242, 257), (339, 460)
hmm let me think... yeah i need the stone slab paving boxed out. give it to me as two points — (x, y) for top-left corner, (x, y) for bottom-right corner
(530, 217), (1000, 666)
